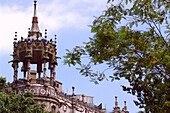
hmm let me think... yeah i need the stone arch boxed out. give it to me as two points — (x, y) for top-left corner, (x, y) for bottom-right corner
(51, 105), (56, 113)
(51, 103), (57, 113)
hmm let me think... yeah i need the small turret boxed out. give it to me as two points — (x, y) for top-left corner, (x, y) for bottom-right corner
(114, 96), (120, 112)
(124, 101), (129, 113)
(112, 96), (129, 113)
(9, 0), (58, 83)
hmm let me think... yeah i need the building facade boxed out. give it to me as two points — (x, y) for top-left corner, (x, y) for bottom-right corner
(7, 0), (106, 113)
(6, 0), (129, 113)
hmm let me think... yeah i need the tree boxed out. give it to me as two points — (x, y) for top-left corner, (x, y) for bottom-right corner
(0, 77), (49, 113)
(64, 0), (170, 112)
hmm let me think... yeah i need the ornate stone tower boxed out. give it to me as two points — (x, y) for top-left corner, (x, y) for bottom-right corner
(11, 0), (57, 82)
(8, 0), (106, 113)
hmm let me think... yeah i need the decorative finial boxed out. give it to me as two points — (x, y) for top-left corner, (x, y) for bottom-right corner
(50, 39), (52, 42)
(45, 29), (47, 39)
(115, 96), (118, 107)
(55, 35), (57, 44)
(72, 86), (75, 96)
(21, 36), (23, 41)
(34, 0), (37, 17)
(14, 32), (17, 41)
(28, 28), (30, 37)
(124, 101), (127, 111)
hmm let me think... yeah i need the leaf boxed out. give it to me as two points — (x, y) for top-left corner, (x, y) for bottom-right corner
(63, 0), (169, 112)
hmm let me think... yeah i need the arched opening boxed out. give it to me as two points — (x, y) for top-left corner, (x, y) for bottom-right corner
(51, 105), (56, 113)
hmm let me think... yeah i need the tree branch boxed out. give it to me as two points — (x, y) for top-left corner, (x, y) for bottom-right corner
(148, 15), (169, 48)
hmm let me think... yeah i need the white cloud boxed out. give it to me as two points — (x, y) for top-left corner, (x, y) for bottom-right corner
(0, 5), (31, 54)
(0, 0), (107, 54)
(38, 0), (107, 31)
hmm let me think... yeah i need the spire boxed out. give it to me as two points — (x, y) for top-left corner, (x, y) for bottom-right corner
(115, 96), (118, 107)
(30, 0), (41, 37)
(114, 96), (120, 112)
(34, 0), (37, 17)
(72, 86), (75, 96)
(124, 101), (128, 112)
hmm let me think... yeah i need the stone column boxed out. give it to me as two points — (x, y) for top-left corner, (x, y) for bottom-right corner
(37, 63), (42, 79)
(13, 62), (18, 81)
(50, 65), (54, 86)
(43, 60), (46, 78)
(38, 72), (41, 79)
(53, 65), (56, 80)
(22, 62), (27, 79)
(24, 71), (26, 79)
(50, 68), (53, 79)
(27, 59), (31, 79)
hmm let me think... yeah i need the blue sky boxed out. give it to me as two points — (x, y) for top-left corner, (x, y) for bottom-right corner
(0, 0), (142, 112)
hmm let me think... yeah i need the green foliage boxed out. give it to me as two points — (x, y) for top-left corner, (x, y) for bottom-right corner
(0, 77), (7, 92)
(0, 77), (49, 113)
(64, 0), (170, 112)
